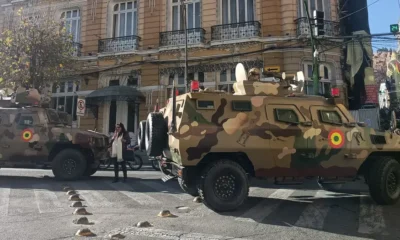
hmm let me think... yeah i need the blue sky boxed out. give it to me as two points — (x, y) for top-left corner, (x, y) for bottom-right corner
(368, 0), (400, 50)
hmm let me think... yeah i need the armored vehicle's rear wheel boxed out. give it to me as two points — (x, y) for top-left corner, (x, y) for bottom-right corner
(137, 120), (146, 150)
(197, 160), (249, 212)
(368, 157), (400, 205)
(145, 112), (167, 156)
(52, 149), (87, 181)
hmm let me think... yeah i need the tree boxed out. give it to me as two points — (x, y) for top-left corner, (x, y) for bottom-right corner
(0, 7), (77, 91)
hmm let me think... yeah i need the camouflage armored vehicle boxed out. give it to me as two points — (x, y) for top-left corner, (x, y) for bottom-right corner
(0, 87), (109, 180)
(137, 63), (400, 212)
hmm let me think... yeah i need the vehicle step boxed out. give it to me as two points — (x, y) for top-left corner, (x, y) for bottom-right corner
(318, 181), (347, 184)
(274, 177), (304, 185)
(161, 175), (176, 182)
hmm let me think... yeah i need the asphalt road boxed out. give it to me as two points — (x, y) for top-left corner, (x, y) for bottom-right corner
(0, 168), (399, 240)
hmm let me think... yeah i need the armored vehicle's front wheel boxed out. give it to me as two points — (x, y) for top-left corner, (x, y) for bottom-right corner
(368, 157), (400, 205)
(52, 149), (87, 181)
(84, 167), (97, 177)
(137, 120), (146, 150)
(197, 160), (249, 212)
(178, 176), (199, 197)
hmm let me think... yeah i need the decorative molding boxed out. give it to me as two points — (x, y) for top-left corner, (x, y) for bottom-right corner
(159, 59), (263, 76)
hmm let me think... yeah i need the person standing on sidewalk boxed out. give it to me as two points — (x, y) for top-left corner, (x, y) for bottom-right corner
(110, 123), (130, 183)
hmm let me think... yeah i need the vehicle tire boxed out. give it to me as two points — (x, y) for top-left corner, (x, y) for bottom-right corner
(197, 159), (249, 212)
(151, 159), (160, 171)
(127, 155), (143, 170)
(178, 176), (199, 197)
(317, 177), (344, 192)
(51, 149), (87, 181)
(145, 112), (167, 157)
(368, 157), (400, 205)
(137, 120), (146, 150)
(84, 168), (98, 177)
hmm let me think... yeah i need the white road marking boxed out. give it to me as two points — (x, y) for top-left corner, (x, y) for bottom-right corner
(69, 182), (113, 207)
(0, 187), (10, 216)
(235, 189), (295, 223)
(32, 184), (63, 213)
(295, 190), (331, 229)
(358, 197), (387, 235)
(114, 227), (251, 240)
(106, 181), (161, 205)
(138, 180), (193, 201)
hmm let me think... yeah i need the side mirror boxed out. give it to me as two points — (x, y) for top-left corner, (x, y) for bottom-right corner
(390, 110), (397, 132)
(357, 122), (367, 127)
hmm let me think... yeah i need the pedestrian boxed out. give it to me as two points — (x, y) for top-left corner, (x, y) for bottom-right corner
(110, 122), (130, 183)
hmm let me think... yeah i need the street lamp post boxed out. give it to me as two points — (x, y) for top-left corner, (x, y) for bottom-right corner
(181, 0), (189, 93)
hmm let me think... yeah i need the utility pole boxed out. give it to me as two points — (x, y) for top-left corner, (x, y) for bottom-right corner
(303, 0), (320, 95)
(181, 0), (189, 93)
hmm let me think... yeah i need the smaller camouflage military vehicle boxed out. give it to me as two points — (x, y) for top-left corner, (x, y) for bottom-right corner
(137, 63), (400, 212)
(0, 88), (109, 180)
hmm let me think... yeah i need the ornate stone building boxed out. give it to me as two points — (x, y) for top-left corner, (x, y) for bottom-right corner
(0, 0), (344, 138)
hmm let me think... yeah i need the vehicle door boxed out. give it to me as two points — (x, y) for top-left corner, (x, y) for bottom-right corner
(0, 112), (13, 163)
(9, 112), (46, 165)
(309, 105), (352, 176)
(266, 104), (313, 176)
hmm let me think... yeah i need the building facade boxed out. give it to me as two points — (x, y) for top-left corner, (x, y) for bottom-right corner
(0, 0), (345, 139)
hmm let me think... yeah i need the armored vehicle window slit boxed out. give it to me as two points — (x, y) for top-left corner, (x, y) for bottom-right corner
(197, 100), (215, 109)
(232, 101), (252, 112)
(274, 109), (299, 124)
(319, 110), (342, 125)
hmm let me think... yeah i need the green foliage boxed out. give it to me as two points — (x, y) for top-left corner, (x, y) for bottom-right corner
(0, 7), (77, 90)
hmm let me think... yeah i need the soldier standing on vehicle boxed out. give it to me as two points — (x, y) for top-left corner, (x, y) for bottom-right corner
(110, 123), (130, 183)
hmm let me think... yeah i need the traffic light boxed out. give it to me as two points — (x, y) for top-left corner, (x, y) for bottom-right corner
(390, 24), (399, 33)
(313, 10), (325, 36)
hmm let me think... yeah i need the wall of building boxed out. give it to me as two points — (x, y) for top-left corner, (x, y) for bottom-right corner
(0, 0), (346, 135)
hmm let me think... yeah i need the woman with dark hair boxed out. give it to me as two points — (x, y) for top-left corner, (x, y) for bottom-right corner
(110, 123), (131, 182)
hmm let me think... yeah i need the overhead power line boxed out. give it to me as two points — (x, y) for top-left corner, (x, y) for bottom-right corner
(339, 0), (381, 20)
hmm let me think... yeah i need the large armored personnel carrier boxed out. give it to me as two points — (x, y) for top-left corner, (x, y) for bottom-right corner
(0, 87), (109, 180)
(138, 63), (400, 212)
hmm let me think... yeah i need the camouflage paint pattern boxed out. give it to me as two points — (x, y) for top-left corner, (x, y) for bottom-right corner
(160, 77), (400, 178)
(0, 90), (109, 165)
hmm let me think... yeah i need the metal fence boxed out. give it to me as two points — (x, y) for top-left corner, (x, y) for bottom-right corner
(349, 108), (380, 130)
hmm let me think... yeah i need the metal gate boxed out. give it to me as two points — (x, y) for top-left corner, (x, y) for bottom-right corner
(349, 108), (380, 130)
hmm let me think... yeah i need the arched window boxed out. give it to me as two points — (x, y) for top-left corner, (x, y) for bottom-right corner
(303, 62), (332, 95)
(221, 0), (254, 24)
(112, 1), (138, 38)
(61, 9), (81, 43)
(171, 0), (201, 30)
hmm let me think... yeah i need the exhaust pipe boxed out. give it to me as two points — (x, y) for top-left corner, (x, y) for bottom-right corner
(169, 80), (177, 133)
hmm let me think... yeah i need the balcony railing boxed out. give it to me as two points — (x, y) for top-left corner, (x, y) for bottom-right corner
(295, 18), (340, 38)
(72, 42), (82, 57)
(211, 21), (261, 41)
(98, 35), (141, 53)
(160, 28), (206, 47)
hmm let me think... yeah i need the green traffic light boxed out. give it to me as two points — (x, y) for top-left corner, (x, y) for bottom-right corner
(390, 24), (399, 33)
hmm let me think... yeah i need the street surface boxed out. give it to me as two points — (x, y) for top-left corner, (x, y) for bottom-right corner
(0, 167), (399, 240)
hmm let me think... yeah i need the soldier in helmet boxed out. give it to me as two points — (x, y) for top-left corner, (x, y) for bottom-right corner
(248, 68), (260, 81)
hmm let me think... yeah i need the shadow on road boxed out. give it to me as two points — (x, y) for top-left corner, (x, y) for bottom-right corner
(0, 173), (398, 240)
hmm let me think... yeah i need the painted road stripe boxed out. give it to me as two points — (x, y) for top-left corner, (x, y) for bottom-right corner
(106, 181), (161, 205)
(69, 182), (113, 207)
(138, 180), (193, 201)
(0, 187), (10, 216)
(235, 189), (295, 223)
(294, 190), (331, 229)
(358, 197), (387, 235)
(113, 227), (251, 240)
(32, 184), (63, 213)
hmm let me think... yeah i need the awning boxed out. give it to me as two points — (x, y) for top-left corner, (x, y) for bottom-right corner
(85, 85), (144, 105)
